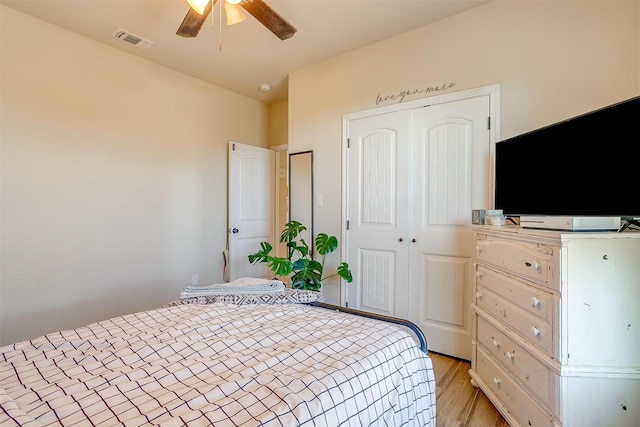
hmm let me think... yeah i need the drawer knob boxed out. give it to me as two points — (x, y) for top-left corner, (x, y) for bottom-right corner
(476, 292), (482, 300)
(506, 351), (515, 361)
(531, 326), (541, 337)
(493, 377), (501, 386)
(492, 339), (500, 349)
(531, 297), (541, 308)
(524, 261), (541, 273)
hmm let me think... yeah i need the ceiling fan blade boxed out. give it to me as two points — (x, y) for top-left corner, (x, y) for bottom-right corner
(239, 0), (296, 40)
(176, 0), (215, 38)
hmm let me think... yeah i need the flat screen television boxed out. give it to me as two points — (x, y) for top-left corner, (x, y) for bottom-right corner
(494, 95), (640, 220)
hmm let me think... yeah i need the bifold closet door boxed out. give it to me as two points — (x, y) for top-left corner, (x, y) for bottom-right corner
(345, 110), (412, 318)
(345, 95), (491, 360)
(407, 95), (491, 360)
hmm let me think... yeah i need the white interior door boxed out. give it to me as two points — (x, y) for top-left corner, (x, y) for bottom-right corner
(227, 141), (275, 281)
(408, 95), (491, 360)
(345, 110), (411, 318)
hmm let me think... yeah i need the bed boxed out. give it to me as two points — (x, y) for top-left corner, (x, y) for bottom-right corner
(0, 288), (436, 426)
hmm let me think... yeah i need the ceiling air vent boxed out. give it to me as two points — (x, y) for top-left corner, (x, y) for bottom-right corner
(111, 28), (154, 49)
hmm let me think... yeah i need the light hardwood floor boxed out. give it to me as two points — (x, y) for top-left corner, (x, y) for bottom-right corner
(429, 351), (510, 427)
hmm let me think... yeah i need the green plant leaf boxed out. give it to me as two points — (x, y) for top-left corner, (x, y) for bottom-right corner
(280, 220), (306, 243)
(337, 262), (353, 283)
(292, 258), (322, 280)
(268, 257), (293, 277)
(291, 277), (321, 291)
(291, 278), (306, 289)
(315, 233), (338, 256)
(287, 240), (309, 258)
(247, 241), (273, 264)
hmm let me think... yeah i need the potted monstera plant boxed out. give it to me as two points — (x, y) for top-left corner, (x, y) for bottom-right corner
(248, 220), (352, 291)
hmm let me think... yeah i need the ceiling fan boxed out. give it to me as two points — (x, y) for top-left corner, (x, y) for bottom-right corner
(177, 0), (297, 41)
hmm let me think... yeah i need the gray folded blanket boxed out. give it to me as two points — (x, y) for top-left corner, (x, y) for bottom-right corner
(180, 277), (285, 299)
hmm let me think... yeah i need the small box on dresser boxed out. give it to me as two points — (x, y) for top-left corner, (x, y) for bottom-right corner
(469, 225), (640, 427)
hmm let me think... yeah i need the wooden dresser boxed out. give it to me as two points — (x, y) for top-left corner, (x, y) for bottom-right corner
(469, 225), (639, 427)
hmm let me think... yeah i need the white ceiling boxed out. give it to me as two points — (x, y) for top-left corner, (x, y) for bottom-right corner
(1, 0), (490, 104)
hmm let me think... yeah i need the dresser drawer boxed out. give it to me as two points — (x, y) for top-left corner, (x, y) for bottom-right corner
(476, 315), (556, 410)
(475, 233), (557, 289)
(476, 285), (554, 356)
(475, 346), (555, 427)
(476, 265), (556, 323)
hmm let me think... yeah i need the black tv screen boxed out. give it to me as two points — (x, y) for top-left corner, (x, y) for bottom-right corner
(495, 95), (640, 218)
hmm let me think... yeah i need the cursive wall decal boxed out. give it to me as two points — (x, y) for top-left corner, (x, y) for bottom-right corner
(375, 82), (457, 105)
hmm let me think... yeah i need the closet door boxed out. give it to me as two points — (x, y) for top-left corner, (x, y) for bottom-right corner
(345, 93), (492, 360)
(345, 110), (411, 318)
(408, 95), (491, 360)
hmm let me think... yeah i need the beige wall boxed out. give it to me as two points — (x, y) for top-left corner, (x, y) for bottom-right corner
(288, 0), (640, 302)
(0, 5), (269, 345)
(268, 100), (288, 147)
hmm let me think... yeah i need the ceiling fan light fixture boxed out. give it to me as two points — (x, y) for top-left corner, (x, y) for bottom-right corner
(177, 0), (297, 40)
(186, 0), (209, 15)
(223, 2), (247, 25)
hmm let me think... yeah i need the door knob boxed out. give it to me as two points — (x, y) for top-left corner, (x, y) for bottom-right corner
(412, 238), (417, 243)
(230, 228), (239, 234)
(399, 238), (404, 242)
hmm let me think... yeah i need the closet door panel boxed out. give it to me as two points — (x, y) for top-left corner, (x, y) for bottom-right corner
(358, 248), (395, 314)
(427, 120), (472, 226)
(408, 96), (491, 359)
(345, 110), (411, 318)
(421, 254), (469, 326)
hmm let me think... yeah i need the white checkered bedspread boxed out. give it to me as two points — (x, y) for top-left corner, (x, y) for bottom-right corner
(0, 303), (436, 426)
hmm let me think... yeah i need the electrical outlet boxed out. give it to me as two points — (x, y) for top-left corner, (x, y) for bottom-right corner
(191, 274), (198, 286)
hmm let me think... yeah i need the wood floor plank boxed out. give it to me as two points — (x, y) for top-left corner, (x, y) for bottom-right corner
(429, 351), (509, 427)
(466, 391), (510, 427)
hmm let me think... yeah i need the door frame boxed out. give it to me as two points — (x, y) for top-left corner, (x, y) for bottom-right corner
(340, 84), (501, 305)
(271, 144), (288, 259)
